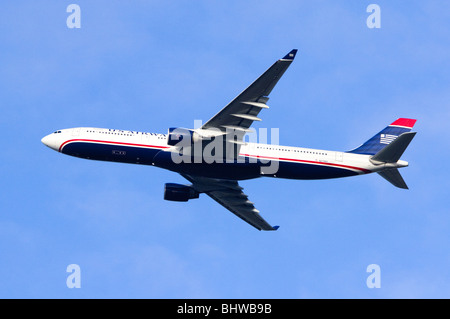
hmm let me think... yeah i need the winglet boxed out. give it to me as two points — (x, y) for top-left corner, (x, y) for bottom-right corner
(281, 49), (298, 61)
(272, 225), (280, 231)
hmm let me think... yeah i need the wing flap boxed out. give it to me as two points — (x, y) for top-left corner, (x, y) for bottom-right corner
(231, 113), (262, 121)
(202, 49), (297, 133)
(241, 101), (270, 109)
(181, 174), (278, 231)
(209, 192), (277, 231)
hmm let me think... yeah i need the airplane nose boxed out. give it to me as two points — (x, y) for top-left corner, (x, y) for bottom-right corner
(41, 133), (59, 151)
(41, 135), (50, 146)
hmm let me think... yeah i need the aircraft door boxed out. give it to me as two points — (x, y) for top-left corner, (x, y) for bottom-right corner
(141, 132), (151, 145)
(72, 128), (80, 136)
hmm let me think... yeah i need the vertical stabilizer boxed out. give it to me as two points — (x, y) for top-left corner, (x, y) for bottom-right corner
(370, 132), (416, 164)
(363, 120), (418, 190)
(347, 118), (417, 155)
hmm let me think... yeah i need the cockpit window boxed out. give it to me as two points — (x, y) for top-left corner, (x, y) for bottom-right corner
(53, 131), (62, 134)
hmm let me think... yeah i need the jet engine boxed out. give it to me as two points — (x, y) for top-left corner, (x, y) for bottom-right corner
(163, 183), (199, 202)
(167, 127), (225, 147)
(167, 127), (195, 146)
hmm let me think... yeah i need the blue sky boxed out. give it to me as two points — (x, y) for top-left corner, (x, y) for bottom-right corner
(1, 1), (449, 298)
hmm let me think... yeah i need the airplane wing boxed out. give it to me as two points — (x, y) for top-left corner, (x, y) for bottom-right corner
(201, 49), (298, 157)
(181, 174), (279, 231)
(176, 50), (297, 230)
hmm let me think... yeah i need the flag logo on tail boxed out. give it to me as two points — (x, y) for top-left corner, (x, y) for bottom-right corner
(380, 134), (397, 144)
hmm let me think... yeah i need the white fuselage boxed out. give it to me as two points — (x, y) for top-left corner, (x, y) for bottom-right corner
(42, 127), (407, 181)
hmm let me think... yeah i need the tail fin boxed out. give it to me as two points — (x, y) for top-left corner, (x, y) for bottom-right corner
(371, 131), (416, 189)
(370, 132), (416, 164)
(347, 118), (417, 155)
(348, 118), (417, 189)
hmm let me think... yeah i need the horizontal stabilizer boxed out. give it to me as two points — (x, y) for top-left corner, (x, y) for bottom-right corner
(371, 132), (416, 164)
(377, 168), (408, 189)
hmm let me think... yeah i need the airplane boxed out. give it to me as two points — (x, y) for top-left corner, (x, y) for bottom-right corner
(41, 49), (417, 231)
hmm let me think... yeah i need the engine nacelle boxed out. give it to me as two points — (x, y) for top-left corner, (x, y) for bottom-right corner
(167, 127), (195, 146)
(164, 183), (199, 202)
(167, 127), (221, 147)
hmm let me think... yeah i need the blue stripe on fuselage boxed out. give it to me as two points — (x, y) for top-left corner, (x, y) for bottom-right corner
(61, 141), (359, 180)
(61, 141), (161, 165)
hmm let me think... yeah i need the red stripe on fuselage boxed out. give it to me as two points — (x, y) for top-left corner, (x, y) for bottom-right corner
(58, 139), (170, 152)
(240, 153), (371, 174)
(58, 139), (371, 174)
